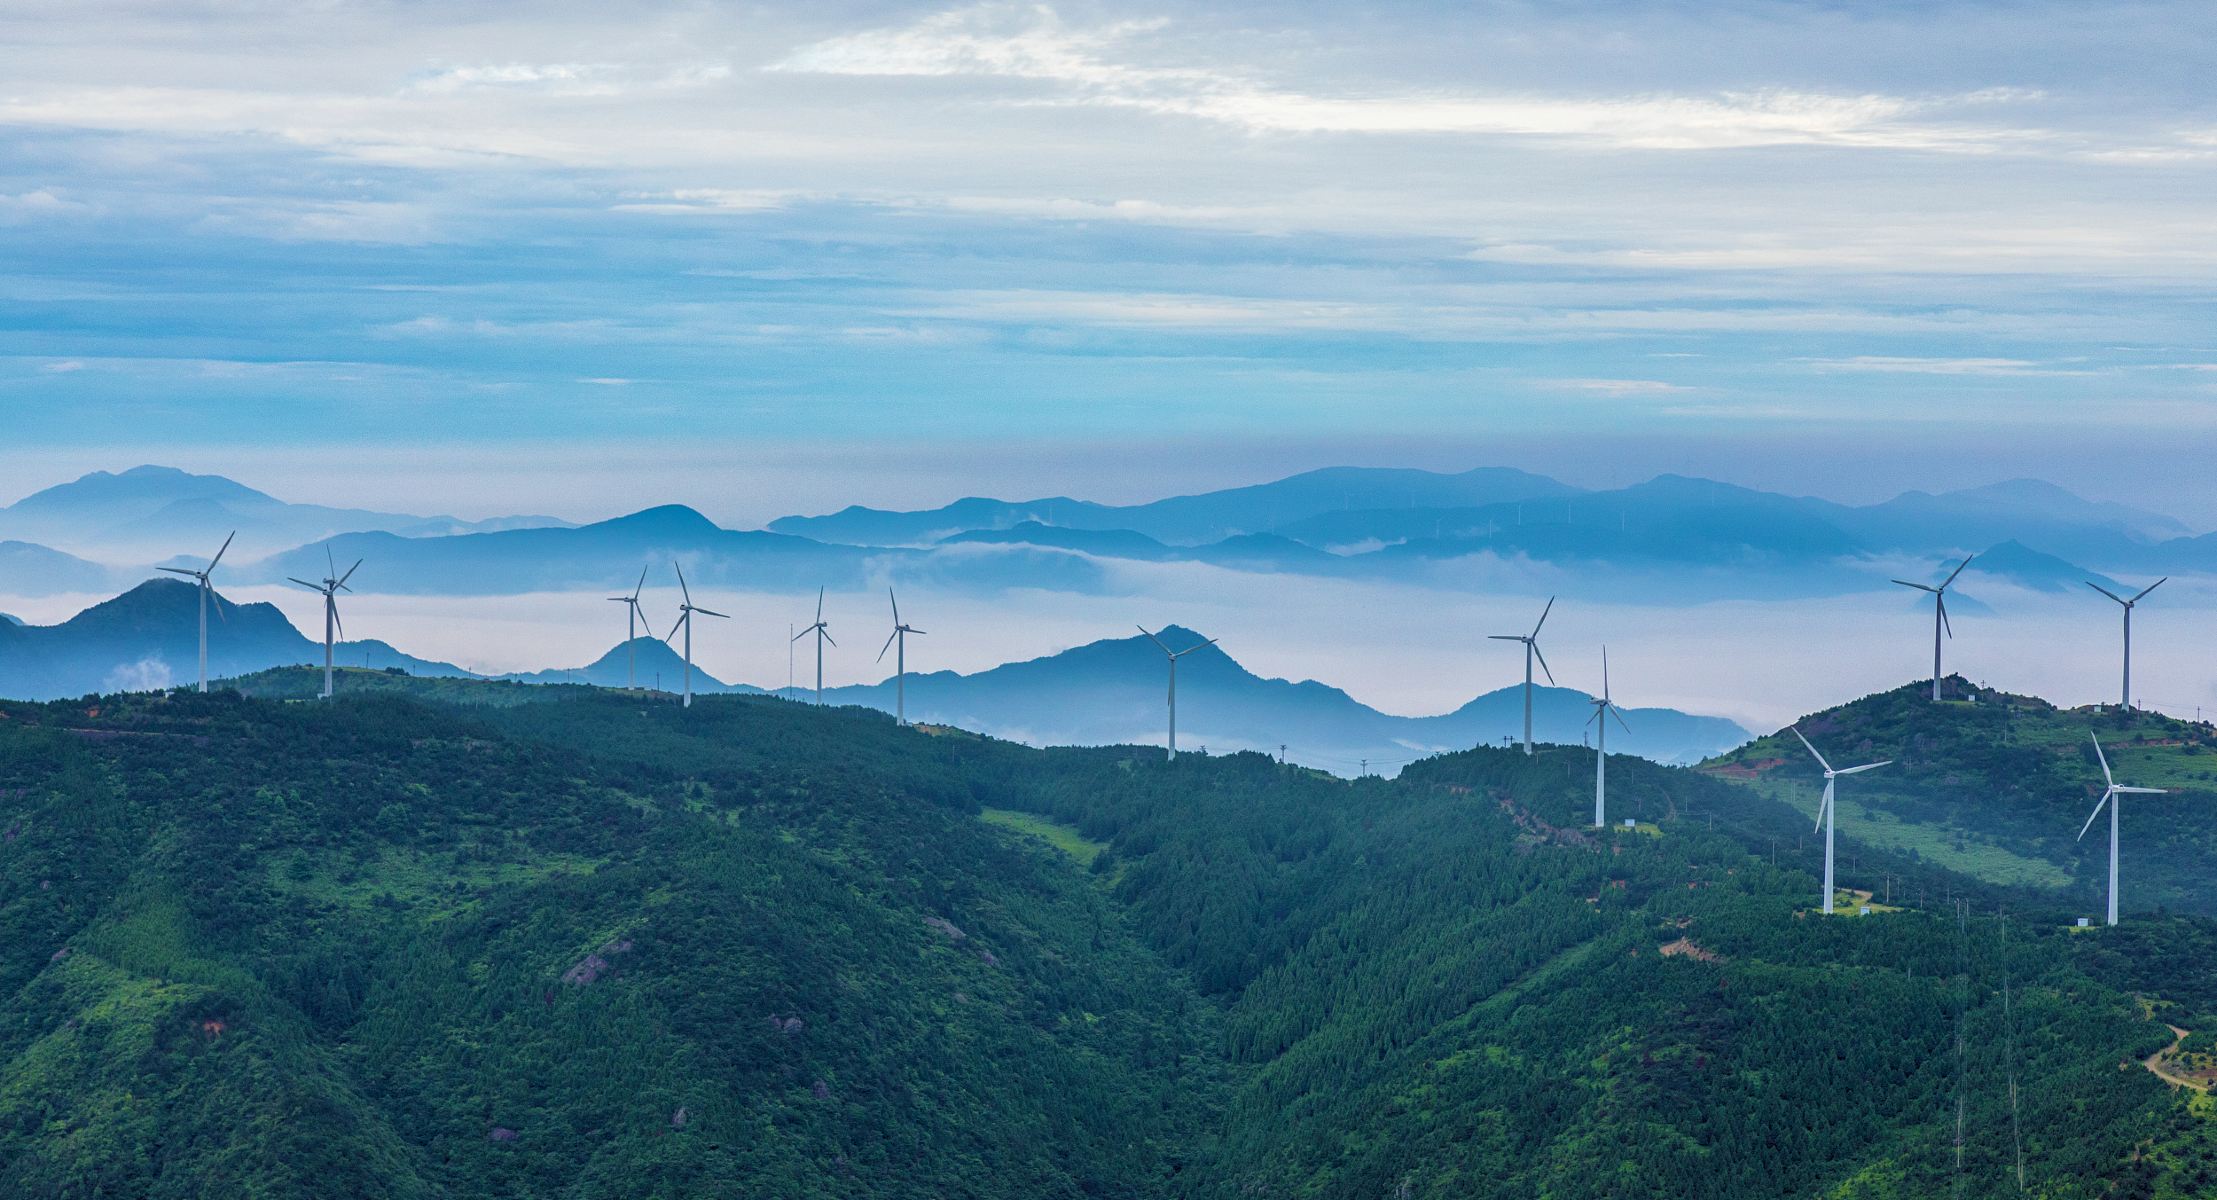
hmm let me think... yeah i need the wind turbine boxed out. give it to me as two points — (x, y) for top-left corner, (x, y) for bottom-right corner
(2076, 732), (2169, 926)
(1790, 727), (1890, 914)
(793, 588), (834, 705)
(1489, 597), (1555, 755)
(155, 530), (234, 693)
(664, 562), (726, 707)
(1586, 646), (1630, 828)
(1891, 555), (1972, 701)
(877, 588), (925, 725)
(606, 565), (653, 691)
(2087, 577), (2165, 710)
(287, 548), (361, 700)
(1139, 626), (1217, 761)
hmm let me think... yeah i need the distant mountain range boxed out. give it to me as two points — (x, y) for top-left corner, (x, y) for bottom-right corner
(0, 584), (1747, 768)
(0, 465), (568, 568)
(0, 463), (2200, 604)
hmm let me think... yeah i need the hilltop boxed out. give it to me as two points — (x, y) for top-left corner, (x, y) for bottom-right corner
(1704, 678), (2217, 916)
(4, 675), (2217, 1196)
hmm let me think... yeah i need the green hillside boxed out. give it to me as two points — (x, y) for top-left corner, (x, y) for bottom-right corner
(3, 671), (2217, 1197)
(1704, 677), (2217, 918)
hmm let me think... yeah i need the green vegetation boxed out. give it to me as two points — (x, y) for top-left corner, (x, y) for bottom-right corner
(979, 807), (1110, 868)
(4, 667), (2217, 1197)
(1707, 678), (2217, 914)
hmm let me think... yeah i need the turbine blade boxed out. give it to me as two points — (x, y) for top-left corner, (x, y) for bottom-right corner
(668, 614), (688, 641)
(674, 561), (692, 605)
(2117, 786), (2169, 794)
(1586, 707), (1601, 727)
(633, 564), (648, 600)
(1790, 726), (1833, 774)
(909, 627), (926, 636)
(1531, 595), (1555, 638)
(1601, 644), (1610, 703)
(2133, 577), (2167, 604)
(2078, 790), (2112, 841)
(287, 577), (321, 591)
(1814, 784), (1831, 834)
(2086, 580), (2127, 605)
(337, 559), (362, 588)
(208, 530), (235, 571)
(695, 607), (729, 619)
(1941, 555), (1972, 589)
(1938, 593), (1953, 639)
(157, 566), (198, 576)
(816, 586), (824, 623)
(889, 586), (899, 625)
(1835, 760), (1891, 775)
(878, 630), (897, 663)
(1892, 580), (1937, 593)
(330, 599), (345, 643)
(1531, 642), (1554, 685)
(1138, 625), (1170, 653)
(327, 545), (336, 579)
(1487, 634), (1523, 642)
(1611, 708), (1631, 734)
(2091, 731), (2113, 787)
(821, 629), (836, 647)
(791, 626), (809, 642)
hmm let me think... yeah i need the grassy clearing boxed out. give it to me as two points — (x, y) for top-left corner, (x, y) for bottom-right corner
(1746, 778), (2074, 889)
(979, 807), (1108, 869)
(270, 846), (604, 917)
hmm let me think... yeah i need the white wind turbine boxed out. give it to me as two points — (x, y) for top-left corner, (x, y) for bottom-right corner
(287, 548), (361, 700)
(1489, 597), (1555, 756)
(606, 565), (654, 690)
(2086, 577), (2165, 710)
(1586, 646), (1630, 828)
(1790, 727), (1891, 914)
(1891, 555), (1972, 701)
(2076, 732), (2169, 926)
(877, 588), (924, 725)
(664, 562), (726, 707)
(156, 529), (234, 693)
(793, 588), (835, 705)
(1139, 626), (1217, 761)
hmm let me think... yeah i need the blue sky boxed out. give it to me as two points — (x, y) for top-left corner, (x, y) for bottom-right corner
(3, 0), (2215, 523)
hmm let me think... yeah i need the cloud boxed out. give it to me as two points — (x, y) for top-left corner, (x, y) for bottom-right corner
(104, 655), (172, 692)
(0, 189), (95, 222)
(771, 5), (2049, 152)
(1543, 378), (1693, 396)
(1805, 356), (2096, 377)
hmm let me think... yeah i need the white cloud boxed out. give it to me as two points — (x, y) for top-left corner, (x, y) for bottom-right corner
(1543, 378), (1693, 396)
(104, 655), (172, 692)
(771, 4), (2049, 152)
(1805, 356), (2096, 377)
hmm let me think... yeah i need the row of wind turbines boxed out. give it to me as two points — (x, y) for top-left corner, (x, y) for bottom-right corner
(153, 534), (2181, 925)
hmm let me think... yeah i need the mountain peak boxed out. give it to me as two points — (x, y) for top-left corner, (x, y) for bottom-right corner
(592, 505), (724, 536)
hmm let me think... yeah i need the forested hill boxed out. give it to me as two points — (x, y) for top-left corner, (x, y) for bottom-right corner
(4, 677), (2217, 1197)
(1705, 678), (2217, 919)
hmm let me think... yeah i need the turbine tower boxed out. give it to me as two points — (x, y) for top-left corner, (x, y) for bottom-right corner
(287, 548), (361, 700)
(1790, 727), (1890, 914)
(606, 565), (653, 690)
(664, 562), (726, 707)
(1586, 646), (1630, 828)
(793, 588), (835, 704)
(2087, 577), (2165, 710)
(1891, 555), (1972, 701)
(1489, 597), (1556, 755)
(2076, 732), (2169, 926)
(877, 588), (925, 725)
(155, 530), (234, 693)
(1139, 626), (1217, 761)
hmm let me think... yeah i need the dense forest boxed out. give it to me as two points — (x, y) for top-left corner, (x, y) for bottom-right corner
(3, 668), (2217, 1197)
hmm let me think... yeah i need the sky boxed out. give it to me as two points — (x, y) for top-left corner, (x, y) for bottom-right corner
(2, 1), (2215, 523)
